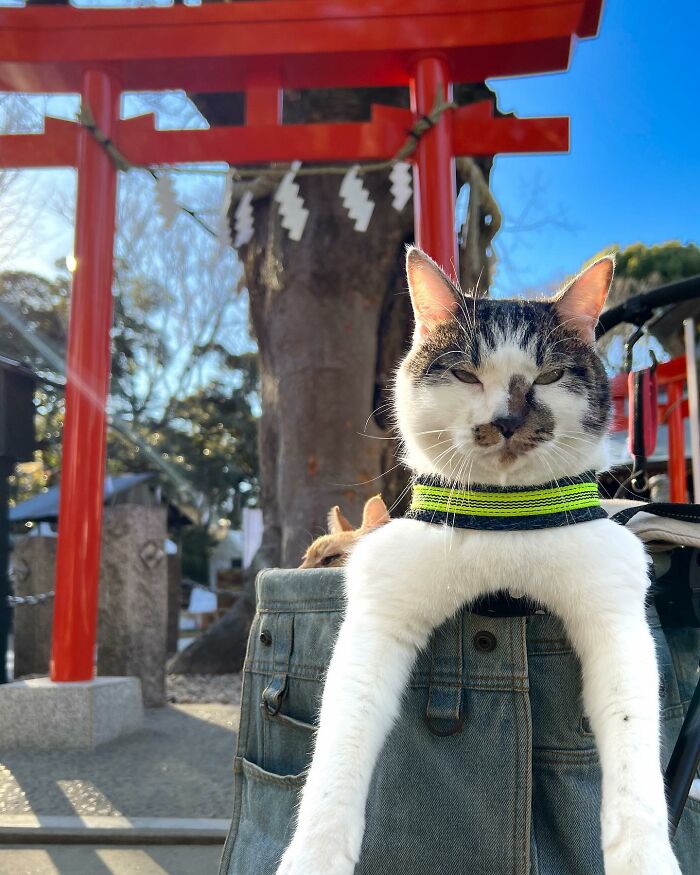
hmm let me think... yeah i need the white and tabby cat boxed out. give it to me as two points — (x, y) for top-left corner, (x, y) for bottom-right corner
(277, 248), (681, 875)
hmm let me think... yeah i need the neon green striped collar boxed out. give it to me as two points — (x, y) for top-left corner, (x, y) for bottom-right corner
(406, 472), (606, 530)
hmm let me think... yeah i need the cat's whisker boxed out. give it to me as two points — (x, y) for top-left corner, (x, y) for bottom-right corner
(556, 430), (601, 440)
(431, 443), (458, 467)
(332, 462), (406, 488)
(433, 446), (471, 488)
(387, 475), (417, 516)
(424, 436), (454, 454)
(537, 451), (578, 526)
(450, 451), (475, 553)
(361, 403), (395, 434)
(357, 433), (398, 441)
(360, 426), (455, 441)
(422, 349), (468, 375)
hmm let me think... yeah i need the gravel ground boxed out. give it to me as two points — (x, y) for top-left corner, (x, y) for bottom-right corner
(0, 703), (240, 819)
(166, 673), (242, 705)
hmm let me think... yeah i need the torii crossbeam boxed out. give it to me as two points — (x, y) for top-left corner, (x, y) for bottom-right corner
(0, 0), (603, 682)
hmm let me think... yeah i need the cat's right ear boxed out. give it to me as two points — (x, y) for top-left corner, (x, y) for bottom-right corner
(328, 506), (353, 534)
(360, 495), (390, 531)
(406, 246), (460, 341)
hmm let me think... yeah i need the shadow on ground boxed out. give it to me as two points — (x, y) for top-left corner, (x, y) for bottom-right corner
(0, 844), (223, 875)
(0, 704), (239, 820)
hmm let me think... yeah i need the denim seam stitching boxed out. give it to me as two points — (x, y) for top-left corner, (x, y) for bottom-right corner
(245, 664), (531, 681)
(258, 603), (342, 613)
(238, 760), (308, 788)
(521, 619), (532, 875)
(510, 622), (519, 875)
(244, 666), (531, 692)
(533, 751), (600, 765)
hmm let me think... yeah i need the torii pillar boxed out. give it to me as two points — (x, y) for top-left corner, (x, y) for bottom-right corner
(411, 58), (458, 277)
(50, 71), (120, 681)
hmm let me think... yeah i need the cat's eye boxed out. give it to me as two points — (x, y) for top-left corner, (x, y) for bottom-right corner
(321, 553), (342, 567)
(451, 368), (481, 385)
(534, 368), (565, 385)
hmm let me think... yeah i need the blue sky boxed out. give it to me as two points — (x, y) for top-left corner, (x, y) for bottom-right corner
(488, 0), (700, 294)
(1, 0), (698, 295)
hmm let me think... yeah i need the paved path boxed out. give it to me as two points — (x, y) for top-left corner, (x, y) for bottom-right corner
(0, 704), (239, 819)
(0, 844), (222, 875)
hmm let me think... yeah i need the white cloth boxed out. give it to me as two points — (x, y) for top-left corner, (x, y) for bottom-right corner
(242, 507), (264, 569)
(602, 499), (700, 552)
(187, 585), (217, 614)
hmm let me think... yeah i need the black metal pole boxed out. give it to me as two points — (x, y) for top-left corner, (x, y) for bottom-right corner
(597, 274), (700, 338)
(0, 455), (14, 685)
(666, 673), (700, 836)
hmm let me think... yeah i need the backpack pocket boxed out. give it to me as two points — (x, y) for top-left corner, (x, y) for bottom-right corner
(220, 757), (305, 875)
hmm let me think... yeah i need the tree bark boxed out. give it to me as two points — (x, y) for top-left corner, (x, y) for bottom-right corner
(206, 84), (498, 566)
(241, 170), (414, 565)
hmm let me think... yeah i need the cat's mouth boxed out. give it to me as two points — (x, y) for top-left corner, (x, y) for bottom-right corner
(498, 442), (532, 465)
(473, 422), (554, 466)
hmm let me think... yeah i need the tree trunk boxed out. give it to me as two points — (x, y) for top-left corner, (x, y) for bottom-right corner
(220, 84), (497, 566)
(242, 171), (415, 566)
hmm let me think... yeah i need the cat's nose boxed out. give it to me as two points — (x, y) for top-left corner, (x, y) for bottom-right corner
(491, 414), (525, 439)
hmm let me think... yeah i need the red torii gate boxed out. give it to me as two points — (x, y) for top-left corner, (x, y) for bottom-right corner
(0, 0), (603, 683)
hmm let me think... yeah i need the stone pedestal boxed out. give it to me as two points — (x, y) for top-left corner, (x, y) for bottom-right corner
(11, 507), (169, 706)
(97, 505), (168, 707)
(0, 676), (143, 749)
(12, 536), (56, 677)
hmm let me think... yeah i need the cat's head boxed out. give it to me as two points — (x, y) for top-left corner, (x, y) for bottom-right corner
(299, 495), (391, 568)
(394, 247), (614, 486)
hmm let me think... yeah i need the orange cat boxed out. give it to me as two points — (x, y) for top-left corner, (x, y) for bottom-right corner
(300, 496), (390, 568)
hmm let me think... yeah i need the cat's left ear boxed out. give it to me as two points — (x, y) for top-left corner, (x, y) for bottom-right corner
(406, 246), (461, 341)
(328, 506), (353, 534)
(554, 256), (614, 342)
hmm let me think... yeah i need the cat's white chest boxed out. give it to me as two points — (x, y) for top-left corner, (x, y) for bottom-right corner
(349, 517), (650, 616)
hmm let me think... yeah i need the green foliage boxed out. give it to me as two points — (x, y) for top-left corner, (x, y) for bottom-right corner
(180, 524), (215, 585)
(0, 271), (68, 500)
(108, 371), (259, 527)
(587, 241), (700, 294)
(590, 239), (700, 315)
(0, 267), (260, 524)
(612, 241), (700, 284)
(0, 270), (69, 368)
(594, 242), (700, 371)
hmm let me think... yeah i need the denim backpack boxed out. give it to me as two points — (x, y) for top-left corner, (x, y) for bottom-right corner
(219, 566), (699, 875)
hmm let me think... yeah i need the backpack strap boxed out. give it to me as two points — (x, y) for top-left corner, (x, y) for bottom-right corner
(424, 615), (465, 737)
(611, 502), (700, 626)
(610, 502), (700, 528)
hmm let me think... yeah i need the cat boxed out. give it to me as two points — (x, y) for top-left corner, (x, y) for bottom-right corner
(299, 495), (391, 568)
(277, 247), (681, 875)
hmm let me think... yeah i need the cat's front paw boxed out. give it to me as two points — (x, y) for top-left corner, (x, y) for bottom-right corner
(276, 811), (363, 875)
(276, 836), (356, 875)
(604, 835), (681, 875)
